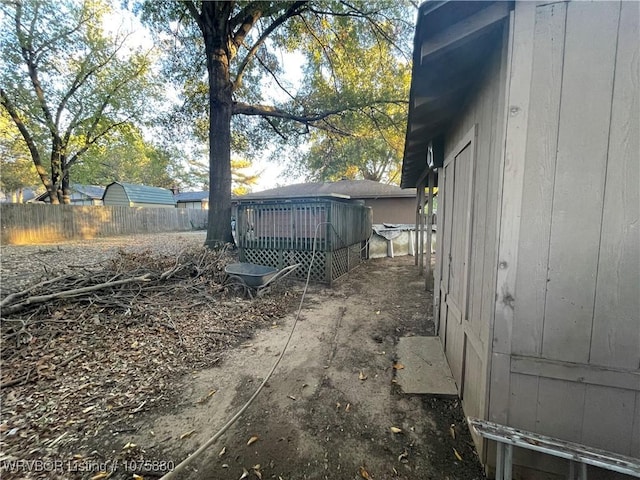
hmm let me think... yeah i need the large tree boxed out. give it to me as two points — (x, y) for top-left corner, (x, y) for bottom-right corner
(0, 0), (159, 204)
(141, 1), (414, 248)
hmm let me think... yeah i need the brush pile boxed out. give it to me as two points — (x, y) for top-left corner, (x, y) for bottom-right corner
(0, 245), (299, 478)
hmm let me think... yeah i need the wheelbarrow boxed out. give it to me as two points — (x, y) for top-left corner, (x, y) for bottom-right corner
(224, 262), (301, 298)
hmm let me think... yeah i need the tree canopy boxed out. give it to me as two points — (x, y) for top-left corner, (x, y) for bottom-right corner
(71, 123), (179, 189)
(140, 0), (415, 247)
(0, 107), (41, 201)
(0, 0), (160, 203)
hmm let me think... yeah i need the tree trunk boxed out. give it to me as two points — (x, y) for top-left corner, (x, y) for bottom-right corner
(50, 144), (62, 204)
(203, 4), (234, 249)
(61, 164), (71, 204)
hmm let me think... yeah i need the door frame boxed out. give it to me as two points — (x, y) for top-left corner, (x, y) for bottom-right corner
(437, 124), (478, 395)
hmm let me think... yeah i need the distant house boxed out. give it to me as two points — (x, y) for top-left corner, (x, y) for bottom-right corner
(102, 182), (176, 208)
(32, 184), (105, 205)
(174, 191), (209, 210)
(238, 179), (416, 224)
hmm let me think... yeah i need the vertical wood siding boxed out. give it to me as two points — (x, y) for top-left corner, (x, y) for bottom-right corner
(542, 0), (620, 364)
(102, 183), (129, 206)
(433, 0), (639, 469)
(435, 22), (509, 459)
(515, 0), (639, 369)
(506, 0), (639, 460)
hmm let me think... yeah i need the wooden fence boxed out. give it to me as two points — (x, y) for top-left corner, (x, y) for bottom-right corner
(0, 204), (208, 245)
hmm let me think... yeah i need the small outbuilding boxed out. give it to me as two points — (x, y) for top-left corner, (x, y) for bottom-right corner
(403, 1), (638, 478)
(235, 195), (372, 285)
(102, 182), (176, 208)
(32, 184), (105, 205)
(174, 191), (209, 210)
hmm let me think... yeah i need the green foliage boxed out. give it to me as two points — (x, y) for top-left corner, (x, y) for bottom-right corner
(0, 0), (161, 203)
(0, 109), (41, 200)
(282, 2), (412, 183)
(140, 1), (415, 174)
(231, 158), (260, 195)
(137, 0), (416, 245)
(0, 157), (40, 200)
(72, 124), (177, 188)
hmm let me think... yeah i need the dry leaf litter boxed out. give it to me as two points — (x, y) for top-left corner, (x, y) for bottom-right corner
(1, 241), (300, 479)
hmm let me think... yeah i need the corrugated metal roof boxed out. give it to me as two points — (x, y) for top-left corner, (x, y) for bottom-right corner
(239, 180), (416, 200)
(105, 182), (176, 205)
(73, 184), (105, 199)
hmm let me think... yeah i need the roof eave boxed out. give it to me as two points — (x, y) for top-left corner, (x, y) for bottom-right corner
(401, 1), (512, 189)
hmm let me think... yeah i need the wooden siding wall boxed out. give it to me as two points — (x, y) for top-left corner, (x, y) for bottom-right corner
(131, 203), (175, 209)
(102, 184), (129, 206)
(364, 198), (415, 224)
(434, 18), (509, 460)
(498, 0), (639, 465)
(0, 204), (208, 245)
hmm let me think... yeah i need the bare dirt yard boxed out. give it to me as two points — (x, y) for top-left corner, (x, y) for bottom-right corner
(1, 232), (485, 480)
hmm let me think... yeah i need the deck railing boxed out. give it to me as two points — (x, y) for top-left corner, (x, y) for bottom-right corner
(235, 198), (372, 284)
(236, 199), (372, 252)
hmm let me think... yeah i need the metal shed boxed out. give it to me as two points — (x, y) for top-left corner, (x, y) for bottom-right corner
(403, 1), (639, 478)
(102, 182), (176, 208)
(235, 196), (372, 284)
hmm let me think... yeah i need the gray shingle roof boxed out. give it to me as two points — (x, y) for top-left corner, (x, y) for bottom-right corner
(32, 184), (105, 202)
(174, 191), (209, 202)
(240, 179), (416, 200)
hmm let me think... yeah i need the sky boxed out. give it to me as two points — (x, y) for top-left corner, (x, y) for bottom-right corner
(251, 49), (307, 191)
(104, 6), (307, 193)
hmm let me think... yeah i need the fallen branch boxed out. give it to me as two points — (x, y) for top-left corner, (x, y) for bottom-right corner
(1, 274), (151, 316)
(0, 274), (69, 308)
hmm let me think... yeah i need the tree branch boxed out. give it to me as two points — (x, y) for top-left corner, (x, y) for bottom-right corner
(233, 2), (307, 91)
(233, 101), (343, 123)
(184, 1), (204, 32)
(298, 12), (339, 91)
(1, 274), (152, 317)
(337, 0), (410, 57)
(262, 116), (288, 141)
(252, 53), (297, 102)
(14, 1), (58, 140)
(64, 119), (130, 173)
(0, 88), (51, 189)
(230, 4), (264, 51)
(32, 11), (90, 59)
(55, 33), (132, 129)
(233, 99), (406, 135)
